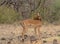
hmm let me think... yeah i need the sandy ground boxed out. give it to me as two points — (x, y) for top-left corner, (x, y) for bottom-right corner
(0, 24), (60, 44)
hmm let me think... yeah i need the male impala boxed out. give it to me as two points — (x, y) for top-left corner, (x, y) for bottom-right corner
(20, 13), (42, 38)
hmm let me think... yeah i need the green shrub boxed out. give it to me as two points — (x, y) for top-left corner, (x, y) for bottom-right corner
(0, 6), (21, 24)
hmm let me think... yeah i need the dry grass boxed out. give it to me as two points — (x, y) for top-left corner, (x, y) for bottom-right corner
(0, 24), (60, 44)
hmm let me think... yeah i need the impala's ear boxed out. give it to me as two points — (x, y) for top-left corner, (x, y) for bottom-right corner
(37, 13), (42, 21)
(37, 13), (40, 16)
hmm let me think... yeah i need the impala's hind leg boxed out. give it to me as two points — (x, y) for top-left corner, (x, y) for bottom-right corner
(38, 25), (42, 40)
(35, 26), (41, 40)
(20, 23), (26, 39)
(35, 27), (39, 36)
(22, 28), (25, 38)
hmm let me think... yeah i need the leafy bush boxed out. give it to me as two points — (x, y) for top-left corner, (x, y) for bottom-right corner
(0, 6), (21, 24)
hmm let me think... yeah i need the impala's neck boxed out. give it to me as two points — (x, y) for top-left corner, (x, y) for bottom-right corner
(33, 17), (41, 21)
(33, 13), (42, 21)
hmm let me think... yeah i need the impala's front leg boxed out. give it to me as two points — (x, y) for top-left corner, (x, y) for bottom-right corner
(34, 26), (39, 37)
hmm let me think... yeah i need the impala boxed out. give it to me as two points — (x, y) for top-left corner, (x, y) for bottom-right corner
(20, 13), (42, 39)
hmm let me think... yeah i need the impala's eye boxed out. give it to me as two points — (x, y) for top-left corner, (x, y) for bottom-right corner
(40, 18), (42, 21)
(39, 17), (41, 21)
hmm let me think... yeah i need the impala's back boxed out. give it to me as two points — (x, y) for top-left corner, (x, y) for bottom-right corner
(20, 13), (42, 28)
(21, 19), (42, 27)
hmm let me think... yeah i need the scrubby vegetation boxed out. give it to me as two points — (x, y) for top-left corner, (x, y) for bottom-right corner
(0, 0), (60, 24)
(0, 6), (22, 23)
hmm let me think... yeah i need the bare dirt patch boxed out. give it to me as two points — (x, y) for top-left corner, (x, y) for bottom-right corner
(0, 24), (60, 44)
